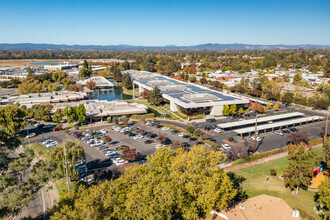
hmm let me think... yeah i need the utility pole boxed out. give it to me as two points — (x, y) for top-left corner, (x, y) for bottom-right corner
(133, 83), (135, 99)
(63, 144), (70, 191)
(324, 114), (329, 143)
(254, 113), (258, 153)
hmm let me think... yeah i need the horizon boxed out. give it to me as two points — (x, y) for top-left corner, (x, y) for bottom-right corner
(1, 0), (329, 46)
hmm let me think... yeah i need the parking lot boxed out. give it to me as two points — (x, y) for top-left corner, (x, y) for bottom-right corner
(21, 106), (328, 175)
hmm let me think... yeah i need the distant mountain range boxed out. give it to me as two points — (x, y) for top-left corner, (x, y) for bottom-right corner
(0, 43), (329, 51)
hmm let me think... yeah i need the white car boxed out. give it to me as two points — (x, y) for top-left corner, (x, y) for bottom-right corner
(34, 122), (40, 127)
(26, 133), (36, 138)
(91, 140), (103, 147)
(275, 130), (284, 136)
(43, 124), (54, 129)
(105, 150), (115, 156)
(133, 135), (143, 140)
(214, 128), (222, 133)
(111, 126), (118, 130)
(221, 143), (231, 151)
(178, 133), (186, 137)
(146, 121), (152, 125)
(100, 129), (107, 134)
(251, 136), (263, 142)
(239, 118), (245, 121)
(155, 144), (164, 149)
(114, 127), (121, 132)
(161, 127), (170, 131)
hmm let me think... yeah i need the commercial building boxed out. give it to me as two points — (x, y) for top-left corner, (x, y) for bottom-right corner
(52, 100), (148, 122)
(128, 71), (249, 116)
(44, 64), (79, 72)
(76, 76), (114, 88)
(1, 91), (87, 106)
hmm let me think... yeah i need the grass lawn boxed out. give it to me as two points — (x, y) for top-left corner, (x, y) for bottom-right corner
(55, 178), (78, 195)
(233, 146), (325, 219)
(26, 143), (49, 159)
(135, 101), (179, 119)
(123, 88), (140, 97)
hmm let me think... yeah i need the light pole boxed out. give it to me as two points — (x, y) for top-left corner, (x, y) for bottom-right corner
(324, 114), (329, 143)
(63, 144), (70, 191)
(254, 113), (258, 153)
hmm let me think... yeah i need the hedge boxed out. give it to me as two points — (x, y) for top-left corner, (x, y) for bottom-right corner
(130, 113), (155, 120)
(232, 147), (287, 165)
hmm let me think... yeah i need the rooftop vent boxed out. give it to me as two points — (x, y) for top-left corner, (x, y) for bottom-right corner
(148, 80), (171, 86)
(159, 85), (186, 92)
(183, 93), (218, 102)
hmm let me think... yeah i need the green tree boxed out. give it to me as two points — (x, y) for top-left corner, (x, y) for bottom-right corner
(50, 146), (236, 219)
(229, 104), (237, 115)
(53, 109), (63, 123)
(83, 60), (89, 69)
(49, 141), (85, 179)
(222, 104), (230, 116)
(122, 73), (133, 89)
(316, 177), (330, 219)
(147, 86), (163, 105)
(78, 68), (92, 78)
(293, 73), (302, 84)
(62, 78), (72, 89)
(274, 102), (279, 110)
(323, 58), (330, 78)
(122, 61), (130, 70)
(27, 68), (34, 77)
(238, 107), (244, 115)
(0, 104), (26, 134)
(281, 92), (294, 104)
(323, 141), (330, 168)
(266, 102), (271, 109)
(113, 68), (122, 82)
(283, 143), (320, 194)
(77, 104), (86, 123)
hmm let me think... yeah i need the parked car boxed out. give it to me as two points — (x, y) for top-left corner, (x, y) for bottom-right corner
(228, 137), (236, 143)
(239, 118), (245, 121)
(171, 130), (179, 134)
(71, 132), (79, 136)
(214, 128), (222, 133)
(182, 135), (190, 139)
(221, 144), (231, 151)
(155, 144), (164, 149)
(181, 142), (190, 147)
(144, 140), (154, 144)
(134, 135), (143, 140)
(282, 130), (290, 134)
(206, 119), (216, 123)
(128, 132), (136, 137)
(156, 124), (163, 128)
(289, 128), (299, 132)
(91, 140), (103, 147)
(268, 121), (273, 124)
(251, 136), (263, 142)
(178, 133), (186, 137)
(53, 127), (61, 131)
(34, 122), (40, 127)
(150, 133), (157, 138)
(100, 129), (107, 134)
(97, 145), (107, 150)
(43, 124), (54, 129)
(26, 133), (36, 138)
(274, 130), (284, 136)
(189, 137), (197, 141)
(161, 127), (170, 131)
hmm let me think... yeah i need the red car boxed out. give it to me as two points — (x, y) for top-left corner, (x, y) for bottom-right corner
(53, 128), (60, 131)
(74, 133), (81, 138)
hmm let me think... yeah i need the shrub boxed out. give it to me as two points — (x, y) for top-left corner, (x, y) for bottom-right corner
(65, 128), (69, 133)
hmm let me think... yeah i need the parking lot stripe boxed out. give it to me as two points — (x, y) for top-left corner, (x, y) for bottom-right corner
(201, 129), (215, 136)
(223, 139), (235, 145)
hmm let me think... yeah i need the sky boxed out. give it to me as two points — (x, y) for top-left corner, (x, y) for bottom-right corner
(0, 0), (329, 46)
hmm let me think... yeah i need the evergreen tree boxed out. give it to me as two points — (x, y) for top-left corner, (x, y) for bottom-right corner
(147, 86), (162, 105)
(283, 143), (320, 194)
(27, 68), (34, 77)
(113, 68), (122, 82)
(122, 73), (133, 89)
(78, 68), (92, 78)
(53, 109), (63, 123)
(323, 58), (330, 78)
(83, 60), (89, 69)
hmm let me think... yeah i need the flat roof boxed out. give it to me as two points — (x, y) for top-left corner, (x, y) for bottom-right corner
(129, 71), (249, 108)
(233, 116), (324, 134)
(218, 112), (305, 129)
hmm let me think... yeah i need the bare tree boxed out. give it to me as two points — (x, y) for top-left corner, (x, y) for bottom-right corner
(286, 130), (310, 145)
(227, 140), (252, 161)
